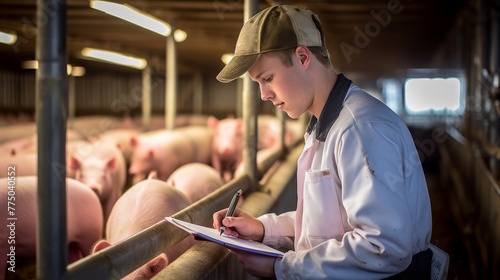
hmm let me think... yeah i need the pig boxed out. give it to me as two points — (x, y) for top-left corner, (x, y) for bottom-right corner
(234, 146), (281, 183)
(90, 128), (141, 164)
(92, 178), (195, 280)
(128, 126), (213, 183)
(69, 115), (121, 139)
(207, 116), (244, 182)
(0, 136), (34, 156)
(0, 122), (37, 144)
(131, 114), (209, 131)
(68, 142), (127, 221)
(0, 129), (85, 156)
(0, 153), (38, 178)
(166, 163), (224, 203)
(257, 115), (303, 149)
(0, 176), (103, 279)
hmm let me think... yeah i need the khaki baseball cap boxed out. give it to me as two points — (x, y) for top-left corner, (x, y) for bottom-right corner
(216, 4), (325, 83)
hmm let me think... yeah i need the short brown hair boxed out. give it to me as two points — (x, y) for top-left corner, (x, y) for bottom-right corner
(268, 46), (331, 68)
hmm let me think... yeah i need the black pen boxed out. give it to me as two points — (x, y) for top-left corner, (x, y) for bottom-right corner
(220, 189), (242, 235)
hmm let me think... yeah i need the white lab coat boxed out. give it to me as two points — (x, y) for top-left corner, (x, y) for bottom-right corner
(258, 79), (432, 280)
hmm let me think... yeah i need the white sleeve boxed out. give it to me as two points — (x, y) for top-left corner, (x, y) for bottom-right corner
(258, 211), (295, 250)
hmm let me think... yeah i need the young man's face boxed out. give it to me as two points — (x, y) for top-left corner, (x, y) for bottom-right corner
(248, 50), (312, 119)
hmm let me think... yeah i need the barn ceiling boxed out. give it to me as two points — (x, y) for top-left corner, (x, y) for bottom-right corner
(0, 0), (465, 84)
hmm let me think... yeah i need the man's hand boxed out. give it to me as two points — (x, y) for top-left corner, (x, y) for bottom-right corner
(213, 208), (265, 242)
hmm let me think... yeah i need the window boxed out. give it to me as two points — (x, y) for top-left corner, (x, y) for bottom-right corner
(404, 78), (463, 115)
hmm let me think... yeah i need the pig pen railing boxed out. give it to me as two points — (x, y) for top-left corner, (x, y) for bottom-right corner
(67, 140), (303, 279)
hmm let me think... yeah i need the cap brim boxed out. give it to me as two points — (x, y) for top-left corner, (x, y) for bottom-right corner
(216, 54), (260, 83)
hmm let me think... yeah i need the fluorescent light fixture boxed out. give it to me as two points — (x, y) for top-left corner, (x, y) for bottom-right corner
(174, 29), (187, 42)
(21, 60), (79, 75)
(81, 47), (147, 69)
(91, 0), (171, 36)
(71, 66), (86, 77)
(21, 60), (38, 69)
(0, 31), (17, 45)
(221, 53), (233, 65)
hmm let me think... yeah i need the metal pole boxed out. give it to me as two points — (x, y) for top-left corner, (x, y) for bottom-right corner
(36, 0), (68, 279)
(68, 74), (75, 129)
(193, 71), (203, 114)
(242, 0), (259, 187)
(142, 65), (152, 131)
(165, 30), (177, 130)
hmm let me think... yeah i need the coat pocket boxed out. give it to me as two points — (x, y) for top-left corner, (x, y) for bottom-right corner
(302, 168), (344, 244)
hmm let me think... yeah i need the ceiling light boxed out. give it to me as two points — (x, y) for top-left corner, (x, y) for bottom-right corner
(90, 0), (171, 36)
(81, 47), (147, 69)
(21, 60), (84, 76)
(21, 60), (38, 69)
(70, 66), (86, 77)
(221, 53), (234, 65)
(174, 29), (187, 42)
(0, 31), (17, 45)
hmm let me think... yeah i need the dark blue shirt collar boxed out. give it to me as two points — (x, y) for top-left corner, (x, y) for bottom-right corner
(306, 73), (352, 142)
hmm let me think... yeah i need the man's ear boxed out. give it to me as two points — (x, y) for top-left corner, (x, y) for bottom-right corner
(92, 239), (112, 254)
(295, 46), (310, 67)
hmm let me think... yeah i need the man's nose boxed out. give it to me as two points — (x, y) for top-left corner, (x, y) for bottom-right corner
(259, 85), (272, 101)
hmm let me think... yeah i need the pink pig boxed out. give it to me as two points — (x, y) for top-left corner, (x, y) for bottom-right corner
(93, 178), (195, 280)
(0, 153), (38, 178)
(207, 116), (244, 182)
(91, 128), (141, 164)
(69, 142), (127, 221)
(128, 126), (213, 183)
(166, 163), (224, 203)
(0, 176), (103, 279)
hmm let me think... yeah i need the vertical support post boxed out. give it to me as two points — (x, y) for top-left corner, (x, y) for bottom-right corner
(36, 0), (68, 279)
(142, 65), (152, 131)
(242, 0), (259, 186)
(193, 71), (203, 114)
(236, 78), (243, 118)
(165, 30), (177, 130)
(488, 7), (499, 177)
(68, 74), (75, 129)
(276, 109), (286, 151)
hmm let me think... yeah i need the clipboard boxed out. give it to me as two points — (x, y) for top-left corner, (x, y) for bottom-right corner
(165, 216), (284, 258)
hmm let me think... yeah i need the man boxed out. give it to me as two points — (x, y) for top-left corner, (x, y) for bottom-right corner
(213, 4), (432, 279)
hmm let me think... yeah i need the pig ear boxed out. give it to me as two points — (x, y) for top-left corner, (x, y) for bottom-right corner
(147, 149), (154, 157)
(92, 239), (111, 254)
(69, 156), (81, 170)
(207, 116), (218, 130)
(147, 170), (157, 180)
(106, 157), (117, 170)
(130, 136), (138, 147)
(143, 254), (168, 278)
(236, 119), (243, 129)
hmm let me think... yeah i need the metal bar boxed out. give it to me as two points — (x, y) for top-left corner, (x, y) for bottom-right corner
(242, 0), (259, 187)
(68, 75), (75, 129)
(35, 0), (68, 279)
(67, 176), (252, 279)
(193, 71), (203, 114)
(153, 144), (303, 280)
(142, 65), (152, 131)
(165, 31), (177, 130)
